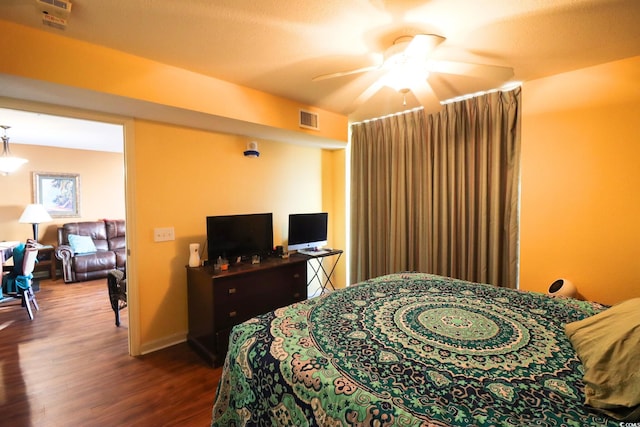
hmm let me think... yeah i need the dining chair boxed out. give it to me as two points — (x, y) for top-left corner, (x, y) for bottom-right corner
(19, 247), (39, 320)
(107, 269), (127, 326)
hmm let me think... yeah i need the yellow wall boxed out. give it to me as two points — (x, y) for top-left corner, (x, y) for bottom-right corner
(0, 19), (347, 141)
(131, 121), (339, 350)
(520, 56), (640, 305)
(0, 144), (125, 243)
(0, 19), (349, 354)
(322, 149), (347, 288)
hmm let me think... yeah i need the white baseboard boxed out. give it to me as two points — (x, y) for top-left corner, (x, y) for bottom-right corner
(139, 331), (187, 355)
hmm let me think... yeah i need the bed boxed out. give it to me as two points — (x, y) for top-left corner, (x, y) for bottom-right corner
(211, 272), (625, 426)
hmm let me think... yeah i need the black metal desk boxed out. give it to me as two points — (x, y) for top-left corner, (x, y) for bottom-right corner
(294, 249), (343, 296)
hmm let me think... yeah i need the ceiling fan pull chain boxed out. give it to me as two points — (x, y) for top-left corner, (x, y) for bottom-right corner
(400, 88), (409, 106)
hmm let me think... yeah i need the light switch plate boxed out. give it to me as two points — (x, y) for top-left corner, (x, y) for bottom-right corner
(154, 227), (175, 242)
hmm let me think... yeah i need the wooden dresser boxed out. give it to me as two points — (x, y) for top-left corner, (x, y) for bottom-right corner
(186, 256), (307, 366)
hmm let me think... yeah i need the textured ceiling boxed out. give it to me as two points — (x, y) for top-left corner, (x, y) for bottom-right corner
(0, 0), (639, 148)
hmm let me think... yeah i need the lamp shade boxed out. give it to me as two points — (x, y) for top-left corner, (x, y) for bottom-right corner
(19, 204), (52, 241)
(0, 156), (28, 175)
(0, 125), (28, 175)
(19, 204), (53, 224)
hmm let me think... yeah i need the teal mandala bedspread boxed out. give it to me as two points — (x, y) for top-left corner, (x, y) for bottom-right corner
(211, 273), (615, 426)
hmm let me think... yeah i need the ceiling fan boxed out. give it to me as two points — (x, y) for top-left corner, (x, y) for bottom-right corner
(313, 34), (514, 113)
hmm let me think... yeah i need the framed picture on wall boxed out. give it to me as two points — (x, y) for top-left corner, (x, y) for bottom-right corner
(33, 172), (81, 218)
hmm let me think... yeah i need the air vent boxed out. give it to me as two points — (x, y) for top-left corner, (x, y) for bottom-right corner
(36, 0), (72, 12)
(299, 109), (319, 131)
(36, 0), (72, 30)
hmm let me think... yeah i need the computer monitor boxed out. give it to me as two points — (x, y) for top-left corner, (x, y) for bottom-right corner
(287, 212), (328, 251)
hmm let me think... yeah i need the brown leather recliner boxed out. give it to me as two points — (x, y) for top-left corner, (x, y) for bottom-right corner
(55, 220), (126, 283)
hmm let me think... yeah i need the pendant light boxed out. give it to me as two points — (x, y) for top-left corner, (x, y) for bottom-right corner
(0, 125), (28, 175)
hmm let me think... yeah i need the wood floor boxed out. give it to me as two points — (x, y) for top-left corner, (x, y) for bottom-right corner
(0, 277), (222, 427)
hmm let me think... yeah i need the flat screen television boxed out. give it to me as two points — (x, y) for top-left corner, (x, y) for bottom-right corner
(206, 213), (273, 263)
(288, 212), (328, 252)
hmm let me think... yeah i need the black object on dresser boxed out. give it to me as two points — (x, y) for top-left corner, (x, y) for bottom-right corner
(186, 256), (307, 367)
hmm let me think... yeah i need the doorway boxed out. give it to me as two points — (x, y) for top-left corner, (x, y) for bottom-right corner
(0, 100), (134, 354)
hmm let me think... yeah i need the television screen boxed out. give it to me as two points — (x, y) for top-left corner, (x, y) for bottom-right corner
(206, 213), (273, 263)
(288, 212), (328, 251)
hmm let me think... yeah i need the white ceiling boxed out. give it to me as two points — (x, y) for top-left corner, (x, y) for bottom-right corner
(0, 107), (123, 153)
(0, 0), (639, 150)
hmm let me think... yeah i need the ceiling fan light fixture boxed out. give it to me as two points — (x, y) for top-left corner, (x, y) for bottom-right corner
(379, 35), (434, 93)
(0, 125), (28, 176)
(316, 32), (512, 115)
(381, 66), (429, 92)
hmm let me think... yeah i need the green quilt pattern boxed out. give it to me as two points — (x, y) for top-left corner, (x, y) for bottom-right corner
(212, 273), (616, 426)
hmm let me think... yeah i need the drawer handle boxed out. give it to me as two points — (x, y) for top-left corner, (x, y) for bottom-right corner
(293, 292), (300, 298)
(228, 288), (236, 294)
(229, 311), (237, 318)
(293, 273), (300, 279)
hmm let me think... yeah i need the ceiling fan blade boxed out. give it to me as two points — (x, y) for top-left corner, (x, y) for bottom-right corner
(347, 79), (385, 113)
(411, 81), (442, 112)
(404, 34), (446, 57)
(426, 59), (514, 82)
(312, 64), (382, 82)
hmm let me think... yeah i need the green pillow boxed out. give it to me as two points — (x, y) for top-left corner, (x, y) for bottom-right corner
(565, 298), (640, 421)
(68, 234), (97, 254)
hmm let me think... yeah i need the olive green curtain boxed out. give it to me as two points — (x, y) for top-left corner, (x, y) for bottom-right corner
(350, 88), (521, 287)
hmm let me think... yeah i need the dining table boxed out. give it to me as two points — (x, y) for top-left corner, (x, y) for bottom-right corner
(1, 241), (21, 298)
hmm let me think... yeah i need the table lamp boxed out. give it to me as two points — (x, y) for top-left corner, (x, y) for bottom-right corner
(19, 204), (53, 242)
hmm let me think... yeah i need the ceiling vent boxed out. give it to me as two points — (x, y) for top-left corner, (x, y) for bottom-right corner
(36, 0), (72, 30)
(299, 109), (319, 131)
(37, 0), (72, 12)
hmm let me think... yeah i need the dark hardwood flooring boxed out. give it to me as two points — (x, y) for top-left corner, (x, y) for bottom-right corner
(0, 277), (222, 427)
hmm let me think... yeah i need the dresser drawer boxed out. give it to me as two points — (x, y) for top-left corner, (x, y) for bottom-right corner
(187, 257), (308, 367)
(213, 263), (306, 330)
